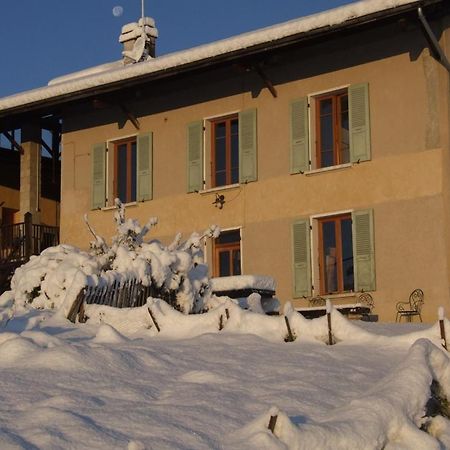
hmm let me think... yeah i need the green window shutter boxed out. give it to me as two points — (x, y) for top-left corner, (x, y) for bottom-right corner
(290, 97), (309, 173)
(187, 121), (204, 193)
(352, 209), (376, 292)
(239, 109), (257, 183)
(349, 83), (371, 163)
(292, 219), (312, 297)
(137, 132), (153, 201)
(91, 143), (106, 209)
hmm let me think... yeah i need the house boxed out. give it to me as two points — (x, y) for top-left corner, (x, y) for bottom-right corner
(0, 0), (449, 321)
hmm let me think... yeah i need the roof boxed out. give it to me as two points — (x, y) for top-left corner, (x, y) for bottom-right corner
(0, 0), (441, 118)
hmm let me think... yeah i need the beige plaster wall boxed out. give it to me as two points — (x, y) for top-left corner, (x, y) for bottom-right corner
(60, 34), (450, 322)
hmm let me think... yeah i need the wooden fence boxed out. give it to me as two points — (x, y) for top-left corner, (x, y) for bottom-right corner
(68, 278), (178, 322)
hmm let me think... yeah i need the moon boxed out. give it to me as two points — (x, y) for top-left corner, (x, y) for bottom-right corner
(112, 5), (124, 17)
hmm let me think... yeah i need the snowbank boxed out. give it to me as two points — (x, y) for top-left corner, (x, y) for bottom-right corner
(231, 339), (450, 449)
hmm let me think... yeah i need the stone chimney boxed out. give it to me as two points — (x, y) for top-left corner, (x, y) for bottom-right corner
(119, 17), (158, 64)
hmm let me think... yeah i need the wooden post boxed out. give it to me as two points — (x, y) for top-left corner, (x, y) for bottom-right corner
(148, 307), (160, 332)
(219, 314), (224, 331)
(439, 307), (447, 351)
(284, 316), (295, 342)
(225, 308), (230, 320)
(326, 299), (334, 346)
(67, 288), (86, 323)
(24, 212), (33, 259)
(268, 415), (278, 434)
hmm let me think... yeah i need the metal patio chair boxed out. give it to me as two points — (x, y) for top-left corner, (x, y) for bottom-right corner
(395, 289), (424, 322)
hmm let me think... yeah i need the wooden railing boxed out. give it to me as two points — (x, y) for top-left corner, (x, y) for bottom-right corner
(0, 212), (59, 293)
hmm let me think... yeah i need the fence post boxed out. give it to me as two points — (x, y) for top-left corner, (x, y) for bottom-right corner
(268, 415), (278, 434)
(439, 307), (447, 351)
(326, 299), (334, 346)
(24, 212), (33, 259)
(284, 316), (295, 342)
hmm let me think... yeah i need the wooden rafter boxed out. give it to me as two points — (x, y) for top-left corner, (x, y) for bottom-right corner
(2, 132), (24, 154)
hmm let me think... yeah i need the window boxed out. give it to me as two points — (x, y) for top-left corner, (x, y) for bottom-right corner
(114, 137), (137, 204)
(213, 229), (241, 277)
(290, 83), (370, 174)
(211, 115), (239, 188)
(186, 109), (257, 193)
(292, 209), (375, 298)
(91, 133), (152, 210)
(318, 214), (353, 294)
(315, 91), (349, 168)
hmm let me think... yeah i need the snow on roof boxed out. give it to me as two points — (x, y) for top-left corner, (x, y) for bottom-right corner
(0, 0), (424, 114)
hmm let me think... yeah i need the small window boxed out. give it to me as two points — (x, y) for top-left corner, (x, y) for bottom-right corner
(211, 115), (239, 188)
(114, 137), (137, 203)
(315, 90), (349, 168)
(213, 229), (241, 277)
(318, 214), (354, 294)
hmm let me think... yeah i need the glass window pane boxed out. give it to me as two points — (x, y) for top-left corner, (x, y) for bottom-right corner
(231, 168), (239, 184)
(320, 98), (332, 116)
(219, 251), (231, 277)
(215, 171), (226, 188)
(231, 119), (239, 136)
(320, 113), (334, 167)
(340, 96), (350, 164)
(215, 137), (226, 171)
(131, 142), (137, 202)
(232, 249), (241, 275)
(215, 121), (226, 138)
(117, 144), (128, 203)
(322, 221), (337, 293)
(341, 218), (354, 291)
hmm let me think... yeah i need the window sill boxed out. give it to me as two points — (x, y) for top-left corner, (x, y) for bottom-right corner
(101, 201), (138, 211)
(304, 163), (353, 176)
(199, 184), (240, 195)
(319, 292), (358, 300)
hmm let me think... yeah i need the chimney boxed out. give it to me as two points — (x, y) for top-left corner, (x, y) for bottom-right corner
(119, 17), (158, 64)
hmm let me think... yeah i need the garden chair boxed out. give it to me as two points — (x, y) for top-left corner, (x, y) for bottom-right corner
(309, 296), (326, 307)
(358, 292), (374, 311)
(395, 289), (424, 322)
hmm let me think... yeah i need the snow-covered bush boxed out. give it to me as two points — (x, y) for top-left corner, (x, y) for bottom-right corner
(3, 199), (220, 315)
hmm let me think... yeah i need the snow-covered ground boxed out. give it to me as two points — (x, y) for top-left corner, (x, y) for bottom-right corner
(0, 302), (449, 450)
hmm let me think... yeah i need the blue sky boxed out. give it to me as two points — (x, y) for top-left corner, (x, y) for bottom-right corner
(0, 0), (356, 98)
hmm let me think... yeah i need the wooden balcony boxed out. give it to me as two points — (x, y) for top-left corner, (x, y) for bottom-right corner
(0, 212), (59, 294)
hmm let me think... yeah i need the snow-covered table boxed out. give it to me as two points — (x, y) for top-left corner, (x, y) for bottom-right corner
(210, 275), (276, 299)
(297, 303), (372, 320)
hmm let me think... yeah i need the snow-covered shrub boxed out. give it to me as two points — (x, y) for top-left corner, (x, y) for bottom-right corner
(3, 199), (220, 315)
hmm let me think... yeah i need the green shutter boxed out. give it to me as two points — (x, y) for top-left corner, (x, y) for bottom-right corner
(91, 143), (106, 209)
(239, 109), (257, 183)
(292, 219), (312, 297)
(349, 83), (371, 162)
(137, 132), (153, 201)
(187, 121), (204, 193)
(290, 98), (309, 173)
(352, 209), (376, 292)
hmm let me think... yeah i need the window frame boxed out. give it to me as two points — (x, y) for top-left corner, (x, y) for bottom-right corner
(112, 136), (137, 204)
(212, 228), (242, 277)
(315, 89), (349, 169)
(317, 213), (354, 295)
(210, 114), (239, 188)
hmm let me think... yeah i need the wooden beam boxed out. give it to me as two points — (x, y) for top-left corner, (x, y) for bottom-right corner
(255, 65), (278, 98)
(120, 105), (140, 130)
(2, 132), (24, 154)
(40, 138), (53, 157)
